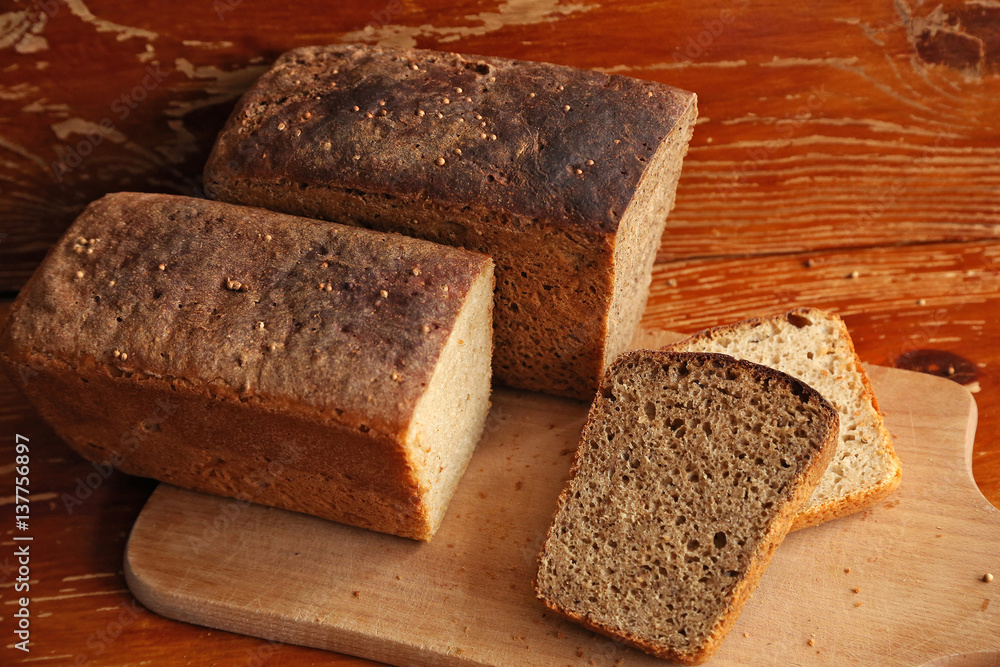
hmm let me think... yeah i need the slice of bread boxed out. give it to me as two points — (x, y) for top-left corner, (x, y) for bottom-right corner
(536, 351), (839, 664)
(665, 308), (902, 530)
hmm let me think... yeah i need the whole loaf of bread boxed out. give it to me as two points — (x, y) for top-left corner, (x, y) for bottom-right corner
(0, 193), (495, 540)
(204, 44), (697, 399)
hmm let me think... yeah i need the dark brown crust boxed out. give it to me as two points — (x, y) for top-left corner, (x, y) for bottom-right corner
(664, 307), (902, 531)
(0, 192), (492, 540)
(204, 44), (696, 235)
(534, 350), (839, 664)
(11, 355), (430, 539)
(202, 44), (697, 399)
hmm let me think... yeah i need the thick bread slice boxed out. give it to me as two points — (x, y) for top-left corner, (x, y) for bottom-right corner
(536, 351), (839, 664)
(0, 193), (494, 541)
(665, 308), (901, 530)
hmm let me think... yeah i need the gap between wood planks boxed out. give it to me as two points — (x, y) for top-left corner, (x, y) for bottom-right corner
(656, 235), (1000, 265)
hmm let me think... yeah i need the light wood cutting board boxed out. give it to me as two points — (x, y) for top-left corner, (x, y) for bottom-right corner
(124, 330), (1000, 666)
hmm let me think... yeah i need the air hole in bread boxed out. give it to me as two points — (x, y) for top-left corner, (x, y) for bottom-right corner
(786, 312), (813, 328)
(535, 351), (838, 662)
(463, 61), (491, 75)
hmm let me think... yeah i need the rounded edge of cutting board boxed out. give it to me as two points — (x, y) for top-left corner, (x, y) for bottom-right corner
(123, 485), (185, 622)
(865, 363), (987, 503)
(919, 651), (1000, 667)
(122, 484), (475, 667)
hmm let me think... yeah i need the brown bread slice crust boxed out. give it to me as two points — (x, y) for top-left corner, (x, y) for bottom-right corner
(536, 351), (838, 664)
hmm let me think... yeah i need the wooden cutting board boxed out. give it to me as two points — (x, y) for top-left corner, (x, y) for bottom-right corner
(124, 330), (1000, 666)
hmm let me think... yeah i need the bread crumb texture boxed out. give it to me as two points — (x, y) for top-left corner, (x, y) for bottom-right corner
(668, 308), (901, 529)
(536, 351), (837, 664)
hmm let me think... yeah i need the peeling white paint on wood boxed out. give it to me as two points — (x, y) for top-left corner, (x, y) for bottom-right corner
(50, 117), (128, 143)
(339, 0), (596, 49)
(64, 0), (158, 42)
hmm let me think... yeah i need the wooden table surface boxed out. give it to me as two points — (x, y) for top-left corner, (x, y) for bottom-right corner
(1, 0), (997, 665)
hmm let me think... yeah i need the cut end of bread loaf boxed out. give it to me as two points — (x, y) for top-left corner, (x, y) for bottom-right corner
(666, 308), (902, 530)
(406, 265), (494, 539)
(602, 99), (697, 375)
(535, 351), (838, 664)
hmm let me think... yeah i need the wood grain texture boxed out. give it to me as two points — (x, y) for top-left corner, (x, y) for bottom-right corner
(122, 354), (998, 667)
(1, 0), (999, 287)
(1, 0), (999, 664)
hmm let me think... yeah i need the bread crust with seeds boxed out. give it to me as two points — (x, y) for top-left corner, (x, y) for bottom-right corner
(203, 44), (698, 399)
(0, 192), (494, 540)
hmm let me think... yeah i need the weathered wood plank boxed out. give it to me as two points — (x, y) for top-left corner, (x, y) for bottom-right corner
(2, 0), (999, 288)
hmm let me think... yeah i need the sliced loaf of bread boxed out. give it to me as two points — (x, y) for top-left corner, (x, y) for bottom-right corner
(665, 308), (901, 530)
(535, 351), (838, 664)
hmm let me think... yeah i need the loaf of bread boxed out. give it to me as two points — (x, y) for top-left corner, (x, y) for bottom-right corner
(203, 44), (698, 400)
(665, 308), (901, 530)
(535, 351), (838, 664)
(0, 192), (495, 541)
